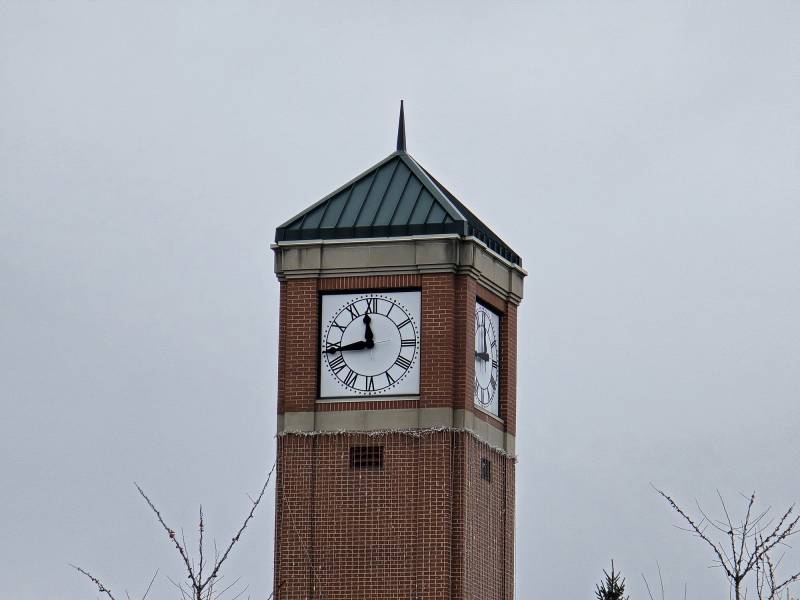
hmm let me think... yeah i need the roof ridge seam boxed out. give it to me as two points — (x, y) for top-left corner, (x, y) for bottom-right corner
(400, 153), (467, 223)
(417, 163), (520, 263)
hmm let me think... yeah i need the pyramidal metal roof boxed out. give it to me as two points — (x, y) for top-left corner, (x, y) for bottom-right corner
(275, 107), (521, 266)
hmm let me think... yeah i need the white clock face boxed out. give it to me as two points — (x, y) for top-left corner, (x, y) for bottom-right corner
(474, 302), (500, 415)
(320, 291), (421, 398)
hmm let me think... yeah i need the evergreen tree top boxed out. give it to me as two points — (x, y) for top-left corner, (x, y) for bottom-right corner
(595, 561), (629, 600)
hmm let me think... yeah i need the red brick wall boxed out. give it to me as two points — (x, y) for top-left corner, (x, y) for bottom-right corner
(275, 270), (518, 599)
(273, 434), (314, 598)
(419, 273), (457, 408)
(501, 303), (517, 435)
(463, 435), (515, 600)
(316, 399), (419, 412)
(274, 431), (512, 600)
(452, 275), (476, 412)
(277, 278), (318, 414)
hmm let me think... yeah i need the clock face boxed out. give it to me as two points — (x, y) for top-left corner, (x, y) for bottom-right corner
(474, 302), (500, 415)
(320, 291), (421, 397)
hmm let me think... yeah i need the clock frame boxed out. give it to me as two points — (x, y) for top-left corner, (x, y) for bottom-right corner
(319, 290), (421, 398)
(474, 300), (501, 416)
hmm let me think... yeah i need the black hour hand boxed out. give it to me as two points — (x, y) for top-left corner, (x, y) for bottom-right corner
(475, 351), (490, 361)
(326, 340), (368, 354)
(363, 314), (374, 345)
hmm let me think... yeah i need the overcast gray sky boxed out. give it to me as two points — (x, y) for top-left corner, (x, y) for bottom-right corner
(1, 1), (799, 598)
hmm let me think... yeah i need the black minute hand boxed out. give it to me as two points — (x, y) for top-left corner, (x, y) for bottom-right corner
(326, 340), (369, 354)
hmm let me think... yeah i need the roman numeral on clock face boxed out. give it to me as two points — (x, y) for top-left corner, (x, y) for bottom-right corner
(345, 304), (360, 320)
(365, 376), (375, 392)
(328, 354), (346, 375)
(365, 298), (377, 313)
(394, 355), (412, 370)
(400, 338), (416, 347)
(343, 370), (358, 388)
(396, 318), (411, 329)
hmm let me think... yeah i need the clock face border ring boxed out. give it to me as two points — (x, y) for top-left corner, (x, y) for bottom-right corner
(474, 300), (501, 415)
(319, 290), (421, 398)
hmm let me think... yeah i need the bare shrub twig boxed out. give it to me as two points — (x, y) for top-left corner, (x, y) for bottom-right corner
(74, 463), (276, 600)
(654, 485), (800, 600)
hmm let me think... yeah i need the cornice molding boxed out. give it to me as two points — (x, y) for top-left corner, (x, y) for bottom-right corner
(273, 235), (525, 304)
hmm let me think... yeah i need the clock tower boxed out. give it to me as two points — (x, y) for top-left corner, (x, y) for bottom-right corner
(272, 103), (525, 599)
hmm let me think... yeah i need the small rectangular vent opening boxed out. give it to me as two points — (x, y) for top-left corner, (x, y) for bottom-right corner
(350, 446), (384, 470)
(480, 458), (492, 482)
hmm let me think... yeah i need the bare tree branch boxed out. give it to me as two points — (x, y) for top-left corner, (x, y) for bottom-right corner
(656, 487), (800, 600)
(198, 506), (205, 586)
(203, 461), (277, 588)
(76, 465), (276, 600)
(71, 564), (119, 600)
(141, 570), (158, 600)
(167, 574), (192, 600)
(135, 482), (199, 590)
(653, 485), (735, 580)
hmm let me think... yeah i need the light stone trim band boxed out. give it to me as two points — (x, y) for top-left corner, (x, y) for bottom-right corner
(277, 426), (516, 460)
(277, 407), (516, 454)
(272, 235), (526, 304)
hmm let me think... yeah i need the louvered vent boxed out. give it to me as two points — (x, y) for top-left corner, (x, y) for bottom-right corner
(349, 446), (384, 470)
(480, 458), (492, 482)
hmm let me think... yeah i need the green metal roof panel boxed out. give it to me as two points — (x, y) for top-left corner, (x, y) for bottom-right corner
(373, 163), (411, 225)
(355, 159), (396, 227)
(390, 177), (423, 226)
(337, 174), (373, 228)
(300, 203), (325, 230)
(427, 202), (447, 224)
(275, 151), (520, 265)
(407, 189), (434, 225)
(318, 189), (348, 228)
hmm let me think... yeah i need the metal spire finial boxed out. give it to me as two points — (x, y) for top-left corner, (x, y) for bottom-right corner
(396, 100), (406, 152)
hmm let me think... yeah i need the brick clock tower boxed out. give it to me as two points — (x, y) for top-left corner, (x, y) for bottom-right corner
(271, 104), (525, 599)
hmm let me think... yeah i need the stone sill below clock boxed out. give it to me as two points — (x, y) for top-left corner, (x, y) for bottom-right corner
(277, 400), (513, 454)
